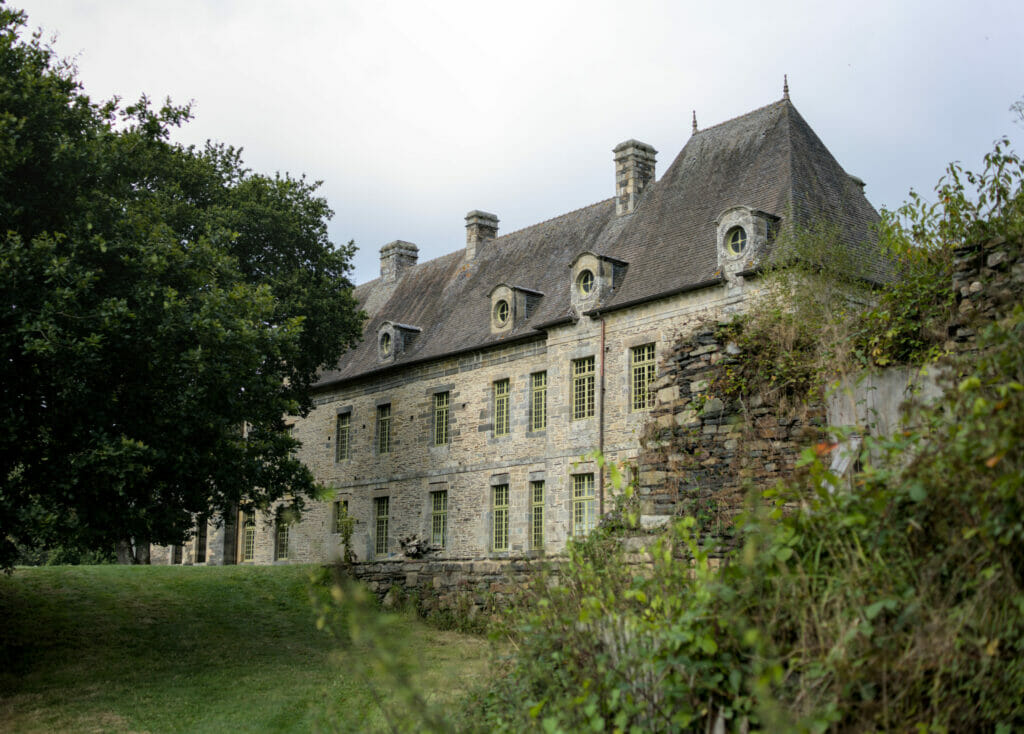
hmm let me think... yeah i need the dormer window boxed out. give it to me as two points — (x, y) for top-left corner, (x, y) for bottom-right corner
(576, 269), (595, 297)
(376, 321), (421, 363)
(488, 284), (543, 335)
(725, 227), (747, 256)
(570, 252), (628, 312)
(715, 206), (778, 277)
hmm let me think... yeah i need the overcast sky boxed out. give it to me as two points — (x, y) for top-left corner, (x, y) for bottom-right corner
(15, 0), (1024, 285)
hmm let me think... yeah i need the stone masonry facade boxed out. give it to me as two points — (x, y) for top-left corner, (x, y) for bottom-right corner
(153, 94), (885, 570)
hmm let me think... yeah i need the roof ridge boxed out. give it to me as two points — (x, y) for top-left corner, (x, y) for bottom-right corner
(692, 97), (789, 137)
(494, 196), (615, 241)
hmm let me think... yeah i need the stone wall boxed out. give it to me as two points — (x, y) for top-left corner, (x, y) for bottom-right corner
(344, 556), (552, 618)
(949, 235), (1024, 350)
(637, 325), (825, 522)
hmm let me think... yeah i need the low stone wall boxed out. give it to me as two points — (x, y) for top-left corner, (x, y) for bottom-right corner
(343, 556), (553, 617)
(637, 325), (825, 522)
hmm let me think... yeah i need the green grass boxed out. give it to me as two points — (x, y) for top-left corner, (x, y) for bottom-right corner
(0, 565), (491, 733)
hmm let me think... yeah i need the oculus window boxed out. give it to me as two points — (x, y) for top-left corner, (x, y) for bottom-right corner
(725, 226), (747, 256)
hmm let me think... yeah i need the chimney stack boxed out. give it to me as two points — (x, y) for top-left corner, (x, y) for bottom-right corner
(379, 240), (418, 282)
(465, 210), (498, 260)
(613, 140), (657, 216)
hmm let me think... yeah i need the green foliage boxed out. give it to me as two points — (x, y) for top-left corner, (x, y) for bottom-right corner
(469, 137), (1024, 731)
(309, 566), (491, 733)
(0, 7), (364, 566)
(855, 139), (1023, 366)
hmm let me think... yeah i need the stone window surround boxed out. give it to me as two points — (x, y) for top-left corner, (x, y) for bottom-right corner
(714, 205), (778, 271)
(487, 284), (544, 335)
(569, 251), (628, 312)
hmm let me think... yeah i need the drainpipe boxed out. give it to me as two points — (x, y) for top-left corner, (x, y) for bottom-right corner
(598, 316), (606, 517)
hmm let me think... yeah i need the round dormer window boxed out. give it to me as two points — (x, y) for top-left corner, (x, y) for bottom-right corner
(494, 299), (510, 326)
(380, 332), (392, 356)
(725, 227), (747, 256)
(576, 269), (595, 297)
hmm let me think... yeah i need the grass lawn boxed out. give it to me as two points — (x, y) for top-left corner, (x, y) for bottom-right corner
(0, 564), (491, 733)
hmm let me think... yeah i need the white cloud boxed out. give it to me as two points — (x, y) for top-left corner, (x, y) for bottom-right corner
(16, 0), (1024, 283)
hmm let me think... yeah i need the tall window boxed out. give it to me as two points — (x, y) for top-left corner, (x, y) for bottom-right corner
(194, 521), (207, 563)
(275, 519), (290, 561)
(530, 480), (545, 550)
(572, 474), (596, 537)
(431, 490), (448, 548)
(631, 343), (657, 411)
(531, 372), (547, 431)
(242, 511), (256, 561)
(492, 484), (509, 551)
(376, 404), (391, 454)
(335, 413), (351, 461)
(171, 545), (183, 564)
(374, 497), (389, 556)
(333, 500), (349, 534)
(493, 379), (510, 436)
(433, 392), (449, 445)
(572, 356), (595, 420)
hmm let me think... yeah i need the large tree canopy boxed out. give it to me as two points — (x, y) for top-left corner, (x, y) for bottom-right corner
(0, 7), (364, 566)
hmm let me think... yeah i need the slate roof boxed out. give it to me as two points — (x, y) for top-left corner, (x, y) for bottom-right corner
(317, 98), (882, 388)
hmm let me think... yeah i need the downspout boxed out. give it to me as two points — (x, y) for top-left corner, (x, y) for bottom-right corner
(598, 315), (606, 517)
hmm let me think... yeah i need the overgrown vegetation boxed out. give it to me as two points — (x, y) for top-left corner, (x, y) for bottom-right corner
(451, 140), (1024, 732)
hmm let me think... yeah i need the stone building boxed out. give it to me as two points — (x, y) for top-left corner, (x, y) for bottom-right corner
(158, 91), (883, 566)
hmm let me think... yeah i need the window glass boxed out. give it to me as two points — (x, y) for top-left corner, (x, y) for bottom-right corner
(572, 474), (596, 537)
(492, 484), (509, 551)
(494, 380), (510, 436)
(572, 357), (595, 420)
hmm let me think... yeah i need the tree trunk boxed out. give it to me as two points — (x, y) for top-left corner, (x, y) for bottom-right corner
(135, 541), (151, 565)
(116, 540), (135, 564)
(115, 539), (151, 564)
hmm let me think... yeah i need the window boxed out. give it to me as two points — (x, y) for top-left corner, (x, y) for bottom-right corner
(194, 521), (207, 563)
(275, 519), (290, 561)
(374, 497), (389, 557)
(335, 413), (351, 461)
(576, 269), (594, 296)
(433, 392), (449, 446)
(531, 371), (547, 431)
(726, 226), (747, 256)
(572, 357), (595, 420)
(493, 299), (510, 326)
(376, 404), (391, 454)
(333, 500), (350, 534)
(573, 474), (596, 537)
(431, 490), (448, 548)
(380, 331), (392, 356)
(171, 545), (183, 564)
(493, 379), (510, 436)
(631, 343), (657, 411)
(530, 481), (545, 550)
(242, 511), (256, 562)
(492, 484), (509, 551)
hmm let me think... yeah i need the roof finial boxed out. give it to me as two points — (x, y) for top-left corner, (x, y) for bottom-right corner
(691, 110), (698, 135)
(783, 74), (790, 101)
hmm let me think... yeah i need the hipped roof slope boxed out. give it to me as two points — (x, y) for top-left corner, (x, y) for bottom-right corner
(318, 98), (882, 387)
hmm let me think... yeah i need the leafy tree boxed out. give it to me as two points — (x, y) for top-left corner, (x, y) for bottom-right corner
(0, 7), (363, 566)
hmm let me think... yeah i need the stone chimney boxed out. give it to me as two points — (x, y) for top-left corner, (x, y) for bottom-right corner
(465, 210), (498, 260)
(380, 240), (418, 282)
(613, 140), (657, 216)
